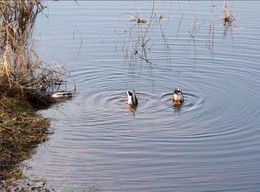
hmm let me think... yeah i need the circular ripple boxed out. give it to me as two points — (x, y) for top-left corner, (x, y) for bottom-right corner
(160, 91), (204, 113)
(82, 89), (205, 116)
(84, 90), (161, 113)
(85, 90), (126, 111)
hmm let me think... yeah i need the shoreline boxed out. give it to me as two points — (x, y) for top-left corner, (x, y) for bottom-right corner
(0, 96), (52, 191)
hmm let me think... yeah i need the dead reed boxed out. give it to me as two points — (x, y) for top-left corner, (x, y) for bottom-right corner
(115, 0), (238, 64)
(222, 0), (234, 27)
(0, 1), (64, 187)
(0, 0), (68, 105)
(114, 0), (169, 65)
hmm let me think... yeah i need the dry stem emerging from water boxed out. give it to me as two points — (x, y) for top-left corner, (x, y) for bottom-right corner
(114, 0), (170, 65)
(222, 0), (234, 27)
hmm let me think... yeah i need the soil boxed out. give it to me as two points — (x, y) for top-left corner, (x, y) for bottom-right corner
(0, 96), (52, 191)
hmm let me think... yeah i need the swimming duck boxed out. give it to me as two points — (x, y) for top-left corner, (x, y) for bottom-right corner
(51, 91), (72, 99)
(127, 90), (138, 106)
(173, 87), (184, 103)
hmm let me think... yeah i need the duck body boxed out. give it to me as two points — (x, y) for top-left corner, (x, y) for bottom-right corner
(51, 91), (72, 99)
(173, 88), (184, 103)
(127, 90), (138, 106)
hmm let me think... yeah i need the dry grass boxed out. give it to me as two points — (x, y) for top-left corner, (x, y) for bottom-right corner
(0, 1), (65, 190)
(114, 0), (238, 65)
(0, 96), (51, 181)
(0, 0), (68, 105)
(222, 0), (234, 27)
(0, 0), (44, 86)
(114, 0), (169, 65)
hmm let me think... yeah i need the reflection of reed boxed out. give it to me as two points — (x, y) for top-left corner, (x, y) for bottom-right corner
(206, 2), (217, 56)
(173, 101), (183, 112)
(114, 1), (172, 65)
(115, 1), (238, 64)
(128, 104), (138, 116)
(188, 1), (198, 39)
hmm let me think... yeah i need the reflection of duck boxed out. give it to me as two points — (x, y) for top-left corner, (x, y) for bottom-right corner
(52, 91), (72, 99)
(173, 87), (184, 103)
(127, 90), (138, 106)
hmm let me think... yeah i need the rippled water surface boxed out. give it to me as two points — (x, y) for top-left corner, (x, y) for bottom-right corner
(25, 1), (260, 191)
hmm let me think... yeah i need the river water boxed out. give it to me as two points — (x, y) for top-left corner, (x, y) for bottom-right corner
(24, 1), (260, 191)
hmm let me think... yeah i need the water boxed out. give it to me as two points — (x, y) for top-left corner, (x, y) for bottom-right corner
(24, 1), (260, 191)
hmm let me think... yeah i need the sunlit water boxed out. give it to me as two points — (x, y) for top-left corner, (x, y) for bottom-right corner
(24, 1), (260, 191)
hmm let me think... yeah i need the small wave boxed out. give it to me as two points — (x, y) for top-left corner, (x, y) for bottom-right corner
(160, 91), (204, 113)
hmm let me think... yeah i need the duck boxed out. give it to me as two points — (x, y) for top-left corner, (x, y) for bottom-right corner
(51, 91), (72, 99)
(127, 90), (138, 106)
(173, 87), (184, 103)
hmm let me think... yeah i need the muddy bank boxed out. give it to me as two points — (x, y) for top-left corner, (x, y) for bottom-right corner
(0, 178), (53, 192)
(0, 96), (52, 191)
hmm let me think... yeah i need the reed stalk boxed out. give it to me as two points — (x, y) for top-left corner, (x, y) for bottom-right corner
(0, 0), (66, 104)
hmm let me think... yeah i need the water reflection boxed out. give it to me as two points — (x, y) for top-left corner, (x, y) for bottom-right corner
(127, 104), (138, 115)
(173, 101), (183, 112)
(24, 1), (260, 192)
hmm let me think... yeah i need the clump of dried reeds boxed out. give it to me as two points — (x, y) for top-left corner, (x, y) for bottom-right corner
(114, 1), (168, 65)
(0, 0), (67, 105)
(222, 0), (234, 27)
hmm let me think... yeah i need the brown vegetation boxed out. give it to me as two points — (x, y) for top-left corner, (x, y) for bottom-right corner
(0, 0), (44, 89)
(0, 0), (68, 106)
(0, 1), (60, 190)
(0, 96), (51, 181)
(222, 0), (234, 27)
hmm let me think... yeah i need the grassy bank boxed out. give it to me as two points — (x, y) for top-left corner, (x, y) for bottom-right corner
(0, 1), (67, 191)
(0, 95), (51, 182)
